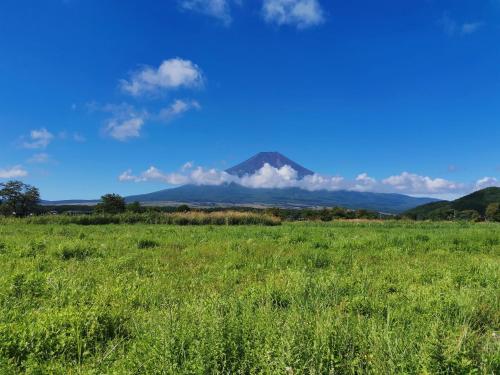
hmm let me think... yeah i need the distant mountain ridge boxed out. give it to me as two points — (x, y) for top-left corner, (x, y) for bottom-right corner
(125, 182), (439, 214)
(226, 152), (314, 179)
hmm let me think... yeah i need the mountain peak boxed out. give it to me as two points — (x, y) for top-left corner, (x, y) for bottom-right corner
(226, 152), (314, 179)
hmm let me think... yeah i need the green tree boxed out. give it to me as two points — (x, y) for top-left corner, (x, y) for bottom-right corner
(176, 204), (191, 213)
(95, 194), (126, 214)
(0, 180), (40, 217)
(485, 203), (500, 222)
(126, 201), (143, 213)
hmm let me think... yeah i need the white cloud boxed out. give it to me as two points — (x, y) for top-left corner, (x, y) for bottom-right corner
(28, 153), (50, 164)
(382, 172), (464, 195)
(22, 128), (54, 149)
(179, 0), (236, 25)
(475, 176), (499, 190)
(119, 163), (495, 198)
(158, 99), (201, 121)
(121, 58), (204, 96)
(105, 117), (145, 141)
(352, 173), (377, 192)
(120, 166), (232, 186)
(182, 161), (194, 171)
(262, 0), (325, 29)
(0, 166), (28, 179)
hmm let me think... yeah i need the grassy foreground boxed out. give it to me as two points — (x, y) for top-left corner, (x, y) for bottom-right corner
(0, 222), (498, 374)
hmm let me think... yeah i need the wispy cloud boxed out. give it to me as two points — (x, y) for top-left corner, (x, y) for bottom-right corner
(440, 14), (483, 36)
(120, 58), (204, 97)
(27, 153), (51, 164)
(0, 165), (28, 179)
(22, 128), (54, 149)
(179, 0), (237, 25)
(119, 163), (471, 196)
(97, 103), (148, 141)
(58, 131), (86, 143)
(262, 0), (325, 29)
(158, 99), (201, 121)
(461, 22), (483, 35)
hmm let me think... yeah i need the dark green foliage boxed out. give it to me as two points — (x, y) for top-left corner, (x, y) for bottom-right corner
(456, 210), (481, 222)
(126, 201), (143, 213)
(137, 239), (159, 249)
(176, 204), (191, 213)
(57, 242), (98, 260)
(486, 203), (500, 222)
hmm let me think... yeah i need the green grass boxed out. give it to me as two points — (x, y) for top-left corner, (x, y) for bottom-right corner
(0, 221), (499, 374)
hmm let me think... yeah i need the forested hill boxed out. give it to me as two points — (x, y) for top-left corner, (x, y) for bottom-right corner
(405, 187), (500, 220)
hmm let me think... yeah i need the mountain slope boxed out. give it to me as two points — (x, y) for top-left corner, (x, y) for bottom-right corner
(405, 187), (500, 218)
(126, 183), (439, 213)
(226, 152), (314, 178)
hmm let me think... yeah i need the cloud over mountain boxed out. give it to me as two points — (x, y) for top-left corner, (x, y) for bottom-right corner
(119, 162), (469, 196)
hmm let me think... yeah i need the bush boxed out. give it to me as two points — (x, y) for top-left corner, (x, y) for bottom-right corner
(137, 239), (160, 249)
(57, 242), (98, 260)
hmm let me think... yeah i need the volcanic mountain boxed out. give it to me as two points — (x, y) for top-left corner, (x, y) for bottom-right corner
(226, 152), (314, 179)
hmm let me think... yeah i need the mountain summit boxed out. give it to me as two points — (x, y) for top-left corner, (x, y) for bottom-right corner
(226, 152), (314, 179)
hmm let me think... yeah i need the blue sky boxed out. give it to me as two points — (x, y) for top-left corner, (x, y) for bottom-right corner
(0, 0), (499, 200)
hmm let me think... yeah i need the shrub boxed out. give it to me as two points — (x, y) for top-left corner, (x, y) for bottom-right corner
(137, 239), (160, 249)
(57, 242), (97, 260)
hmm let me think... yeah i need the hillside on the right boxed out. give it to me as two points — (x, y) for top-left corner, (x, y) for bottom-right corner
(404, 187), (500, 221)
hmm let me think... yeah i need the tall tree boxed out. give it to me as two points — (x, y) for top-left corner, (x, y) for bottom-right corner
(95, 194), (126, 214)
(0, 180), (41, 216)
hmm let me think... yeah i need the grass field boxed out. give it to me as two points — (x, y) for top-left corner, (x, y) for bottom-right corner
(0, 221), (499, 374)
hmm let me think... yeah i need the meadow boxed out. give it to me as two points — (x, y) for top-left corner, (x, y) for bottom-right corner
(0, 221), (498, 374)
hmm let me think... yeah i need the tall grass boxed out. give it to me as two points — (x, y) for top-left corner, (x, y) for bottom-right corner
(0, 222), (498, 373)
(0, 211), (282, 226)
